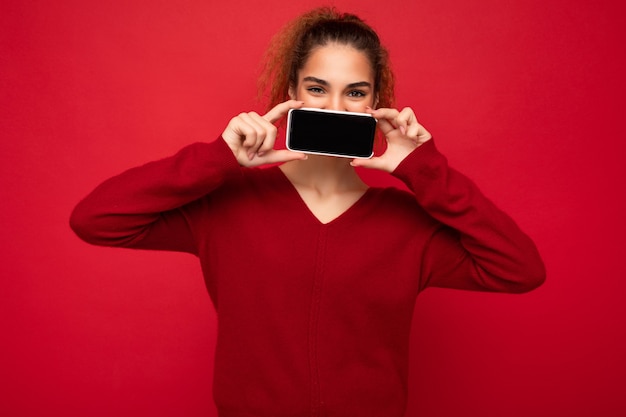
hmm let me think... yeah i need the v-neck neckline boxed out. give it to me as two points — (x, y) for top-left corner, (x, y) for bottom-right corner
(271, 166), (373, 227)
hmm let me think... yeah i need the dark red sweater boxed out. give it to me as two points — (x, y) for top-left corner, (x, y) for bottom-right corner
(70, 137), (545, 417)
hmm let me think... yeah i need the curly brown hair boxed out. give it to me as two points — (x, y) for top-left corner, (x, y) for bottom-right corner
(258, 7), (395, 111)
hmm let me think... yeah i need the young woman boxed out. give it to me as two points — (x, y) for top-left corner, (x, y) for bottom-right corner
(70, 7), (545, 417)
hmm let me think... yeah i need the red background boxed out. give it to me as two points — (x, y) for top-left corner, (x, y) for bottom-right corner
(2, 0), (625, 416)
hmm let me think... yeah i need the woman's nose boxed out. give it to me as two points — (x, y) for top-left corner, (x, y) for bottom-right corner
(326, 95), (345, 111)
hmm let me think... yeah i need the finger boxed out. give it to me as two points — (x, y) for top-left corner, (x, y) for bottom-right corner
(350, 155), (386, 171)
(370, 107), (402, 137)
(224, 113), (255, 146)
(403, 108), (420, 135)
(376, 118), (396, 136)
(369, 107), (400, 125)
(239, 112), (267, 154)
(249, 112), (278, 155)
(398, 108), (428, 140)
(405, 117), (421, 138)
(263, 99), (304, 124)
(396, 107), (416, 135)
(256, 149), (308, 165)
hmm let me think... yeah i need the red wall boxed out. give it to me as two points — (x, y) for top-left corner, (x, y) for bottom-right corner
(2, 0), (625, 416)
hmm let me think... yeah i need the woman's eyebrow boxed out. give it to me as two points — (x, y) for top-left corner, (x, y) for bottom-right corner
(302, 76), (329, 86)
(346, 81), (372, 89)
(302, 77), (372, 89)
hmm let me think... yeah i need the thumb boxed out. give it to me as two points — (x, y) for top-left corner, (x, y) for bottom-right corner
(350, 156), (386, 171)
(255, 149), (308, 166)
(376, 118), (396, 136)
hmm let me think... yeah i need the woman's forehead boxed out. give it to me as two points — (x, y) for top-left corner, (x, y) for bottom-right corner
(298, 44), (374, 84)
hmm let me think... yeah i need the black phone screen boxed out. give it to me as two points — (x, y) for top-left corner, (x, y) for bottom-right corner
(286, 108), (377, 159)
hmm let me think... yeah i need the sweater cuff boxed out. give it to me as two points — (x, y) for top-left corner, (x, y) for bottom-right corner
(391, 138), (447, 191)
(186, 136), (243, 180)
(212, 135), (243, 176)
(162, 136), (243, 192)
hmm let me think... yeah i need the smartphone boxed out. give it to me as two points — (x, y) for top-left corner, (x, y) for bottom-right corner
(286, 108), (377, 159)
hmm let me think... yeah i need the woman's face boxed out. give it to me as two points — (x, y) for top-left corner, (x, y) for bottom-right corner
(290, 43), (377, 112)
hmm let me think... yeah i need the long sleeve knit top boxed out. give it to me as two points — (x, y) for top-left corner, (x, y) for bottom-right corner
(70, 137), (545, 417)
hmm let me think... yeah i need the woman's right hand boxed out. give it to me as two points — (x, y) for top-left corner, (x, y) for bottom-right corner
(221, 99), (307, 167)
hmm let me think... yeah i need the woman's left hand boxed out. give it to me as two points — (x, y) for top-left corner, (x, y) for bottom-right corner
(351, 107), (432, 172)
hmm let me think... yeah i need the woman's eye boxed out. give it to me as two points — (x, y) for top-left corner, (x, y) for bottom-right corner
(307, 87), (325, 94)
(348, 90), (366, 98)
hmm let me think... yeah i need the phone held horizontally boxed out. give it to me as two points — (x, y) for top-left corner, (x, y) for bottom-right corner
(286, 108), (377, 159)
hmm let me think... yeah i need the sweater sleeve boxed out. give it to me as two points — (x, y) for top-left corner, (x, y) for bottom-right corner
(392, 139), (546, 293)
(69, 137), (242, 254)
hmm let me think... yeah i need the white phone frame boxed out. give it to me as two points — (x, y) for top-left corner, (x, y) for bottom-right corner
(286, 108), (376, 159)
